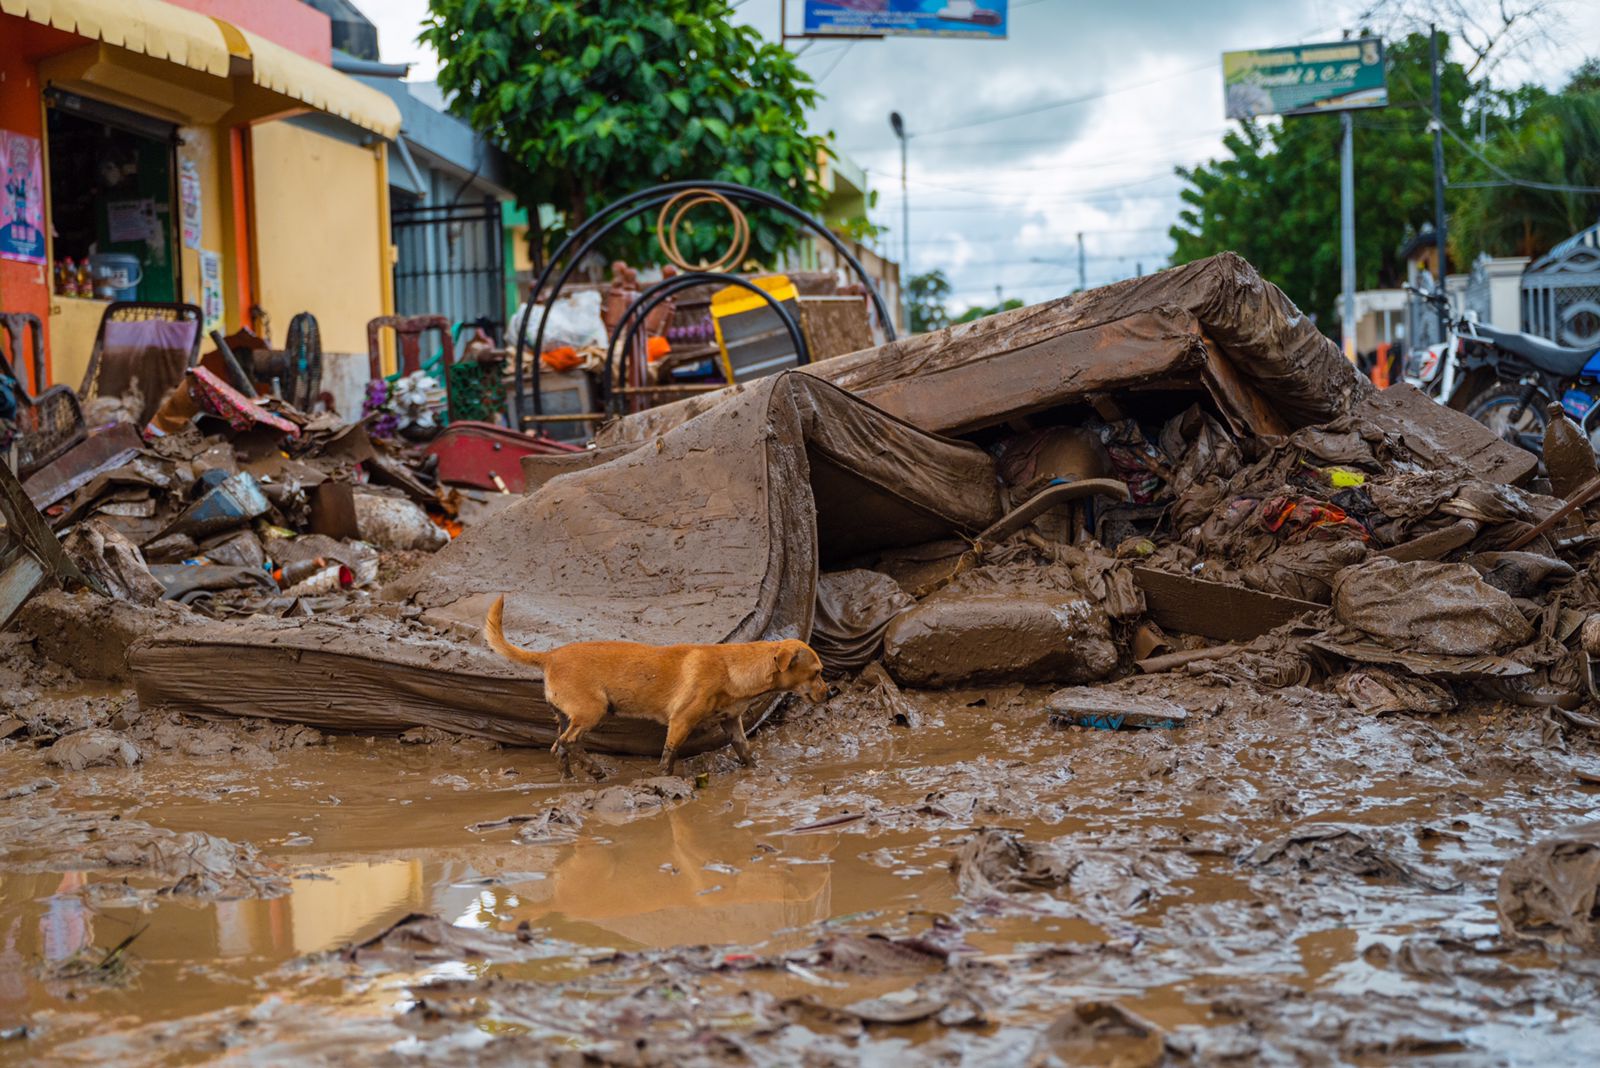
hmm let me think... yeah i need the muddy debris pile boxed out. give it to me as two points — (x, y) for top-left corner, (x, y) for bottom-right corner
(18, 252), (1600, 767)
(15, 366), (468, 625)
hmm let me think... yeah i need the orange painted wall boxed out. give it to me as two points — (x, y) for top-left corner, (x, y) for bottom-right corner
(167, 0), (333, 64)
(0, 20), (81, 390)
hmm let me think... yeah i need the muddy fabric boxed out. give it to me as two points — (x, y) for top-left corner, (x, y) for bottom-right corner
(129, 375), (1001, 750)
(93, 318), (198, 426)
(1241, 539), (1369, 603)
(811, 569), (914, 673)
(1497, 822), (1600, 948)
(1465, 552), (1576, 599)
(600, 252), (1360, 446)
(1332, 557), (1534, 656)
(1335, 668), (1457, 716)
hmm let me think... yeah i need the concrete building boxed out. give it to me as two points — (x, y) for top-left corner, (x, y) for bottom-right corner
(0, 0), (402, 387)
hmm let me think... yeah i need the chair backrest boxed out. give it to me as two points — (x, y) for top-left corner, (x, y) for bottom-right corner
(81, 302), (203, 426)
(367, 314), (454, 381)
(0, 312), (45, 396)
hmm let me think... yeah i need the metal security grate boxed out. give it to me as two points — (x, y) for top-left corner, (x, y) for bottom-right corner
(1522, 244), (1600, 349)
(391, 199), (506, 337)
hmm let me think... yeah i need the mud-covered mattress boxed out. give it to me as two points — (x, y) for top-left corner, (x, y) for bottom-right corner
(130, 375), (1001, 752)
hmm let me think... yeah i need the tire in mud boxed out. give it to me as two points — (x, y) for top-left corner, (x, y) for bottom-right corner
(1465, 382), (1549, 447)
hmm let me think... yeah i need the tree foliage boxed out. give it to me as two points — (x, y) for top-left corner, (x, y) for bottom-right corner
(422, 0), (830, 266)
(906, 269), (953, 334)
(954, 297), (1024, 324)
(1449, 84), (1600, 259)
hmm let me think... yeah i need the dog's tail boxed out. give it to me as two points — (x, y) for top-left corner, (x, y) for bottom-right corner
(483, 595), (547, 668)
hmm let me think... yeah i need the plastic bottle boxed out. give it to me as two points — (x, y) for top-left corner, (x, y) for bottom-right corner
(74, 259), (93, 298)
(1542, 400), (1598, 500)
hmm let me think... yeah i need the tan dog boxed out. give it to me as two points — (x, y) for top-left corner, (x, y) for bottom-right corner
(484, 596), (828, 779)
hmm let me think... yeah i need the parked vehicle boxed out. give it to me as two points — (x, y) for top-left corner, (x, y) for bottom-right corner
(1403, 284), (1600, 452)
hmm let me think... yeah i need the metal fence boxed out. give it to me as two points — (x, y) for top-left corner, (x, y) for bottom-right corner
(1522, 243), (1600, 349)
(391, 199), (506, 337)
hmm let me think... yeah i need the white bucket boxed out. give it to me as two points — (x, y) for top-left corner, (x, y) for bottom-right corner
(89, 252), (143, 301)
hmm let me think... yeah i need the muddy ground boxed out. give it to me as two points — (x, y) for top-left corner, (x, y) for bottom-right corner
(3, 627), (1600, 1067)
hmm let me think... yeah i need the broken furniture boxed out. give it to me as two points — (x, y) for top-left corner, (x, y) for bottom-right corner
(78, 301), (203, 427)
(0, 455), (103, 629)
(1, 311), (86, 476)
(367, 314), (457, 420)
(421, 420), (582, 495)
(511, 181), (894, 430)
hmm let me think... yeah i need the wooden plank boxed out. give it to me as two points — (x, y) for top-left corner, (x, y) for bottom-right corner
(1354, 384), (1537, 486)
(0, 458), (99, 595)
(0, 553), (47, 631)
(1132, 566), (1322, 642)
(1377, 518), (1480, 561)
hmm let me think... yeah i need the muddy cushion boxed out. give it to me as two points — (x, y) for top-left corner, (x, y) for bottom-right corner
(884, 589), (1117, 689)
(1331, 556), (1533, 656)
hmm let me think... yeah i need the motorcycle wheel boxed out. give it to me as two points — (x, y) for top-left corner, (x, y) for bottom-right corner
(1466, 382), (1549, 446)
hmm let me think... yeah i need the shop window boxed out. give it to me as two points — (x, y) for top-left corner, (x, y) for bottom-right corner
(45, 91), (179, 304)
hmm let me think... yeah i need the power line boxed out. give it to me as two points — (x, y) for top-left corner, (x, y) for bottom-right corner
(812, 41), (855, 83)
(914, 61), (1214, 138)
(895, 169), (1180, 200)
(1434, 112), (1600, 194)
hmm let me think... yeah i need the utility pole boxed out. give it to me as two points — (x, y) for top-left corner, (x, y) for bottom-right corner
(1076, 232), (1086, 292)
(889, 112), (910, 331)
(1340, 111), (1357, 363)
(1429, 23), (1449, 337)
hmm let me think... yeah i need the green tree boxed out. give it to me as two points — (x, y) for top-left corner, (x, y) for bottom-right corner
(422, 0), (830, 266)
(1171, 32), (1478, 330)
(1449, 84), (1600, 260)
(906, 269), (953, 333)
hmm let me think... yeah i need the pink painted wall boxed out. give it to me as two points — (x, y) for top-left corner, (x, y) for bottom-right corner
(169, 0), (333, 65)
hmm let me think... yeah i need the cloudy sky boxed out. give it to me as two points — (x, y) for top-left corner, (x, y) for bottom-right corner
(363, 0), (1598, 314)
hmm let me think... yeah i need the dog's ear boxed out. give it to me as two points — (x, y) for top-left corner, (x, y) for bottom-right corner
(774, 644), (799, 673)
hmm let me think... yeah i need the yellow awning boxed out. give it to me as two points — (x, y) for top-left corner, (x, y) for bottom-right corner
(1, 0), (232, 78)
(232, 28), (401, 140)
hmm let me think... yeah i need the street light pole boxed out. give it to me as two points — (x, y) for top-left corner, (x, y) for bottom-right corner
(890, 111), (909, 332)
(1340, 110), (1357, 364)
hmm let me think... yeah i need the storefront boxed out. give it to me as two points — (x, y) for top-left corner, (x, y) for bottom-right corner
(0, 0), (401, 390)
(45, 90), (184, 306)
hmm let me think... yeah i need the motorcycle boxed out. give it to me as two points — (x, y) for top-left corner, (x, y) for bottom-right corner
(1402, 285), (1600, 452)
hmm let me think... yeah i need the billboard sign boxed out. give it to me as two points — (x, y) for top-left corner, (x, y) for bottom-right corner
(803, 1), (1008, 40)
(1223, 38), (1387, 119)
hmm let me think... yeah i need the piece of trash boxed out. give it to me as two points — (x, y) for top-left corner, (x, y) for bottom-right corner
(1046, 688), (1188, 730)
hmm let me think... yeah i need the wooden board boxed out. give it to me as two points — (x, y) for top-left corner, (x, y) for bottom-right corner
(1354, 383), (1537, 486)
(1132, 567), (1322, 642)
(798, 296), (874, 363)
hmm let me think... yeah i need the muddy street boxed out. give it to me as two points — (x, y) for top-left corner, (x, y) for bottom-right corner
(4, 641), (1599, 1065)
(7, 239), (1600, 1067)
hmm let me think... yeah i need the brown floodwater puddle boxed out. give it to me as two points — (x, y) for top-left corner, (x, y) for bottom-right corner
(3, 685), (1600, 1063)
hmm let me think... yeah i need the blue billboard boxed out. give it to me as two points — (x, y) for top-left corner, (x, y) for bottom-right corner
(803, 1), (1008, 39)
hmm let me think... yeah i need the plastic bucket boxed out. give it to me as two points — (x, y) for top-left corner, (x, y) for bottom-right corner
(89, 252), (143, 301)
